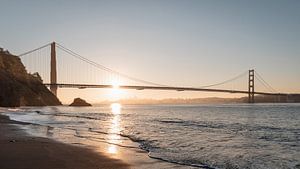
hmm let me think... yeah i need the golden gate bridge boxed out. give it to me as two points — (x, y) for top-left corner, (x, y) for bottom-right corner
(18, 42), (295, 103)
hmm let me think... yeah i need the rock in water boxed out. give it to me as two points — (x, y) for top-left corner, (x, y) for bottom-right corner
(0, 50), (62, 107)
(69, 98), (92, 106)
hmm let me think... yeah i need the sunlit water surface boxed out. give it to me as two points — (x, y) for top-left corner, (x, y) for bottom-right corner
(5, 103), (300, 169)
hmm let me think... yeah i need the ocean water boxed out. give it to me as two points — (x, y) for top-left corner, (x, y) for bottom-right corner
(5, 103), (300, 169)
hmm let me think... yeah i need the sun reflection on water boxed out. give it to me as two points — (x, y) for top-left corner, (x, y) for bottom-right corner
(111, 103), (121, 114)
(107, 103), (122, 154)
(108, 145), (118, 154)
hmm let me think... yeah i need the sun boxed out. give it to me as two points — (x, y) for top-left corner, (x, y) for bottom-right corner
(111, 79), (120, 89)
(107, 78), (128, 101)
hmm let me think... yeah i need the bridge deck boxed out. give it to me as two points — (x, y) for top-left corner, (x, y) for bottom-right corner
(43, 83), (291, 96)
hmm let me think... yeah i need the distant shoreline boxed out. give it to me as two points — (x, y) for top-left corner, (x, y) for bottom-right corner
(96, 95), (300, 105)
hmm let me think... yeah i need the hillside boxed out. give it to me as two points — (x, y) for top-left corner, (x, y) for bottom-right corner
(0, 50), (61, 107)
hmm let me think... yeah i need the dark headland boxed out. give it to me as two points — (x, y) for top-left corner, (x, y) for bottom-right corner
(0, 50), (61, 107)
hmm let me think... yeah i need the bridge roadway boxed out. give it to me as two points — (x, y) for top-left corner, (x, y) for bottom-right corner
(44, 83), (290, 96)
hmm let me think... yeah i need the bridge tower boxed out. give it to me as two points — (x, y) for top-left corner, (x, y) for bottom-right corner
(50, 42), (57, 96)
(248, 69), (255, 103)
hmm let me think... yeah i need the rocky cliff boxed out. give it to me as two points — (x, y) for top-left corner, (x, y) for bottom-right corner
(0, 51), (61, 107)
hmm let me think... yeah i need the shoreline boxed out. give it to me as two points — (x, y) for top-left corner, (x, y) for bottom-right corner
(0, 113), (129, 169)
(0, 109), (183, 169)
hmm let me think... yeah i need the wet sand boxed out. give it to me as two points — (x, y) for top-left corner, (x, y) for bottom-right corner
(0, 114), (129, 169)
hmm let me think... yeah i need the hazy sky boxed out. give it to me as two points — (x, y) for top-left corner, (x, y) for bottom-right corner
(0, 0), (299, 103)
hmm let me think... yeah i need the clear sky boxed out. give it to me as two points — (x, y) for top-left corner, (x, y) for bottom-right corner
(0, 0), (299, 103)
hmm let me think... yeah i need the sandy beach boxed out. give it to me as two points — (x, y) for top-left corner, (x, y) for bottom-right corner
(0, 114), (129, 169)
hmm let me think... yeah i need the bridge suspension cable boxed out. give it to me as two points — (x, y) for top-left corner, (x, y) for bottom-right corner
(56, 43), (251, 89)
(197, 70), (248, 88)
(55, 43), (169, 87)
(254, 71), (277, 93)
(18, 43), (52, 57)
(18, 42), (268, 93)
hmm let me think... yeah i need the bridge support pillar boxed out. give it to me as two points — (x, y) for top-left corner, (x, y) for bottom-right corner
(50, 42), (57, 96)
(248, 69), (255, 103)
